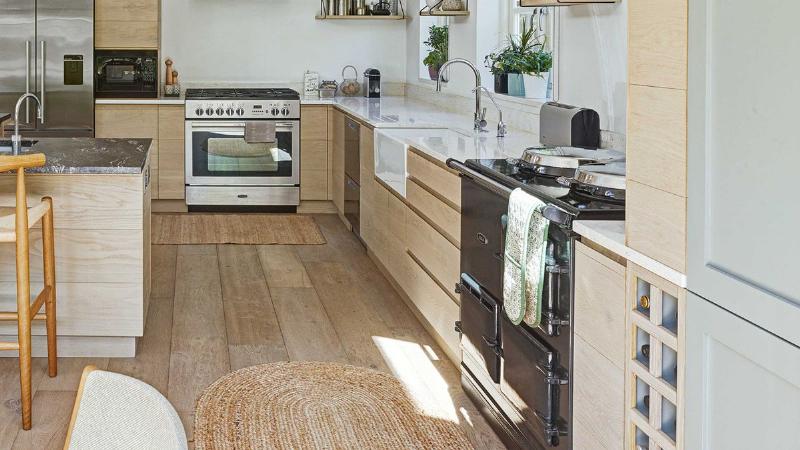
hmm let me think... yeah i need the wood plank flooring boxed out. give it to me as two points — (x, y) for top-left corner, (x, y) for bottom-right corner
(0, 214), (504, 449)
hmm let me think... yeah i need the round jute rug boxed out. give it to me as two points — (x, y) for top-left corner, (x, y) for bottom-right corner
(194, 361), (475, 450)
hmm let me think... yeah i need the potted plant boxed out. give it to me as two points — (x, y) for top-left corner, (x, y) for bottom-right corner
(423, 24), (448, 81)
(484, 17), (552, 98)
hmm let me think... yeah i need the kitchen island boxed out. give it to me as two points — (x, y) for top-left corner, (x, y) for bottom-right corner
(0, 138), (152, 357)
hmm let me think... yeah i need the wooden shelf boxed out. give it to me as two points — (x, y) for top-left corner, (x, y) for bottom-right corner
(315, 14), (406, 20)
(419, 9), (469, 16)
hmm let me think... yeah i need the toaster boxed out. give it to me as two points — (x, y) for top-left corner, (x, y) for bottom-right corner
(539, 102), (601, 149)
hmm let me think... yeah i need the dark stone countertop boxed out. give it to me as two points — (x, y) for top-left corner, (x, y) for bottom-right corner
(0, 112), (10, 123)
(16, 138), (152, 175)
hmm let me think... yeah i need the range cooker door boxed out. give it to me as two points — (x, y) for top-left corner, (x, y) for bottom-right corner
(458, 274), (501, 383)
(186, 120), (300, 186)
(460, 175), (508, 300)
(501, 315), (569, 448)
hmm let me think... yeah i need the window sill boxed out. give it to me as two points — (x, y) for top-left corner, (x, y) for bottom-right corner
(409, 80), (549, 111)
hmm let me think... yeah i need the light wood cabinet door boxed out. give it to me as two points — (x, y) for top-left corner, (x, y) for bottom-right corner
(301, 106), (328, 141)
(158, 139), (184, 200)
(573, 334), (625, 450)
(95, 0), (159, 49)
(300, 140), (328, 200)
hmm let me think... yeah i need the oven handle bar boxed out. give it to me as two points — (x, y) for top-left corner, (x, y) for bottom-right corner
(189, 121), (296, 128)
(446, 158), (572, 226)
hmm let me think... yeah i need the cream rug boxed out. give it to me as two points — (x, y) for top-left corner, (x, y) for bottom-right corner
(151, 214), (326, 245)
(194, 362), (474, 450)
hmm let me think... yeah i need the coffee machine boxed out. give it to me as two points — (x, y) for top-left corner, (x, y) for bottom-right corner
(363, 68), (381, 98)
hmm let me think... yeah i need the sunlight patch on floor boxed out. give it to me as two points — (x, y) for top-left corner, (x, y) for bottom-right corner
(372, 336), (458, 423)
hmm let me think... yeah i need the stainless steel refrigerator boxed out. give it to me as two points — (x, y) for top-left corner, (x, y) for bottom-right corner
(0, 0), (94, 137)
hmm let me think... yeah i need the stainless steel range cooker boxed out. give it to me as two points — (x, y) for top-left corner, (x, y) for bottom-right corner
(184, 87), (301, 211)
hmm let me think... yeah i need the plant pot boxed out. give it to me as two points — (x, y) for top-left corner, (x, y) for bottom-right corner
(428, 65), (440, 81)
(507, 73), (525, 97)
(523, 72), (549, 99)
(494, 73), (509, 94)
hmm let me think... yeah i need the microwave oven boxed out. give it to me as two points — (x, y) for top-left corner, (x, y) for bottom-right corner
(94, 50), (158, 98)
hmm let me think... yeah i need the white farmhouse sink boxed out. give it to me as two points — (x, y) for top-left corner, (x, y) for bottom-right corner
(374, 128), (466, 197)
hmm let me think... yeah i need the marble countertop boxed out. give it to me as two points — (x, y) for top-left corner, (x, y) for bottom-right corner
(15, 138), (152, 175)
(0, 112), (10, 123)
(573, 220), (687, 288)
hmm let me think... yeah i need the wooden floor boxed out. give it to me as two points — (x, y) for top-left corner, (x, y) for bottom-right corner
(0, 214), (504, 449)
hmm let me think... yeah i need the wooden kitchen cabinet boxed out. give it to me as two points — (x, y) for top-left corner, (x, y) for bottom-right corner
(158, 105), (185, 200)
(625, 263), (686, 450)
(300, 106), (329, 201)
(95, 0), (159, 49)
(95, 104), (185, 200)
(329, 109), (346, 214)
(626, 0), (689, 274)
(573, 241), (626, 450)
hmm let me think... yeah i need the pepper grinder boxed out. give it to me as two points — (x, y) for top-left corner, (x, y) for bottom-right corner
(165, 59), (174, 85)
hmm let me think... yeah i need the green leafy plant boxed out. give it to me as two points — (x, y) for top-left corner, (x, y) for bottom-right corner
(423, 24), (449, 69)
(484, 16), (552, 77)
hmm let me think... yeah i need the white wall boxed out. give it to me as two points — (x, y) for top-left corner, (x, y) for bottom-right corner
(161, 0), (407, 84)
(558, 4), (627, 132)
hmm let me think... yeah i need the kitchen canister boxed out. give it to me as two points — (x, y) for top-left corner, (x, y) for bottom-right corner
(339, 65), (361, 96)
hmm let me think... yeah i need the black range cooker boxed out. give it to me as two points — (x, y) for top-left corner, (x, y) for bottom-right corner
(447, 152), (625, 450)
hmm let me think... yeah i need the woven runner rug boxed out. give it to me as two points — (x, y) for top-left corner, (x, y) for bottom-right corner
(151, 213), (326, 245)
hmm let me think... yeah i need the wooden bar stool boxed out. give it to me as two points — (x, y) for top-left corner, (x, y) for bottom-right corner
(0, 153), (57, 430)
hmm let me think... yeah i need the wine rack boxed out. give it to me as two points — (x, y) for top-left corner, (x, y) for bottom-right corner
(625, 263), (685, 450)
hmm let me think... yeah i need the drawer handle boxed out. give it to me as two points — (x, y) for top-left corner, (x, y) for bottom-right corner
(477, 232), (488, 245)
(237, 194), (248, 199)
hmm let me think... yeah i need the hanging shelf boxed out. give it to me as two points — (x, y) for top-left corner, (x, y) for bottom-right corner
(419, 0), (469, 16)
(317, 0), (406, 19)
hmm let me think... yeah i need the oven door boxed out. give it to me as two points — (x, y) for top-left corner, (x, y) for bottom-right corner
(185, 120), (300, 186)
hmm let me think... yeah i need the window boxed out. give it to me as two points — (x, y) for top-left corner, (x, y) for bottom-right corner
(491, 2), (558, 99)
(419, 0), (449, 81)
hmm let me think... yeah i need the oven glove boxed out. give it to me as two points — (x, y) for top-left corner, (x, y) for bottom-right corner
(503, 188), (550, 327)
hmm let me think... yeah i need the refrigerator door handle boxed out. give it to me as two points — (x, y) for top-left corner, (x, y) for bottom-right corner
(39, 40), (45, 123)
(25, 41), (31, 123)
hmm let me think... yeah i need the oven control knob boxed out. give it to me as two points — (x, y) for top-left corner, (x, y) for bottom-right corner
(271, 107), (280, 116)
(195, 107), (204, 116)
(225, 107), (234, 116)
(205, 107), (214, 116)
(215, 107), (224, 116)
(281, 106), (290, 116)
(236, 107), (245, 116)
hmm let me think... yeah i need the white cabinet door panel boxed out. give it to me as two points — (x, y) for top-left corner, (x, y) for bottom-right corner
(686, 292), (800, 450)
(687, 0), (800, 345)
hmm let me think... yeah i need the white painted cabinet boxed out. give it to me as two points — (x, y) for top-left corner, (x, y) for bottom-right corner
(685, 292), (800, 450)
(687, 0), (800, 345)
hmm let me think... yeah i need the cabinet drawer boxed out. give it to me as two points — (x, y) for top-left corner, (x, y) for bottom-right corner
(406, 208), (459, 301)
(407, 150), (460, 209)
(95, 105), (158, 139)
(407, 179), (460, 247)
(573, 334), (625, 450)
(405, 252), (460, 361)
(575, 241), (627, 368)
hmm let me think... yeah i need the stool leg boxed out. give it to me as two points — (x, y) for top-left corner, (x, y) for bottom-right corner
(15, 169), (32, 430)
(42, 197), (57, 377)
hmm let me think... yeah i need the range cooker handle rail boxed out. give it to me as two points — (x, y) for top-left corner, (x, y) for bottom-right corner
(445, 158), (573, 226)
